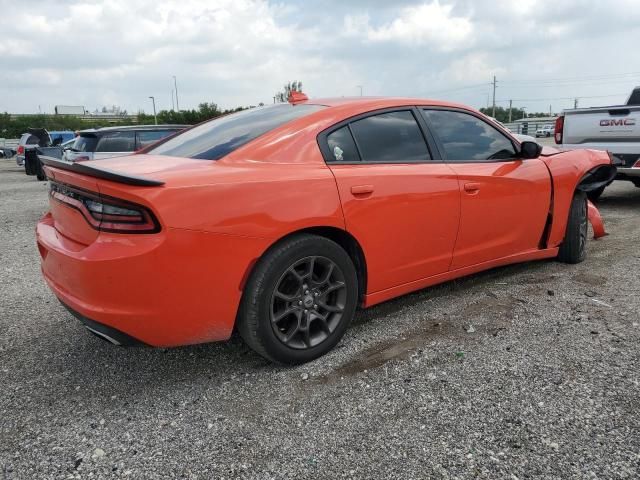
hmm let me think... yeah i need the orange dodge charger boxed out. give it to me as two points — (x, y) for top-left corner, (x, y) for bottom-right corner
(37, 95), (616, 364)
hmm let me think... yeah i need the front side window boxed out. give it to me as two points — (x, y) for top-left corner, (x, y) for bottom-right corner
(422, 110), (516, 161)
(148, 104), (325, 160)
(96, 131), (136, 153)
(349, 111), (431, 163)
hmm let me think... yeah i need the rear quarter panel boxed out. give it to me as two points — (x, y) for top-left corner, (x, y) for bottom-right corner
(542, 149), (612, 247)
(94, 155), (346, 240)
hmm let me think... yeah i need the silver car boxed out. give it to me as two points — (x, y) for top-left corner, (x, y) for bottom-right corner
(15, 132), (40, 166)
(65, 125), (188, 162)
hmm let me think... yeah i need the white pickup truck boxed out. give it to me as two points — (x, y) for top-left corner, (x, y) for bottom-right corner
(555, 87), (640, 200)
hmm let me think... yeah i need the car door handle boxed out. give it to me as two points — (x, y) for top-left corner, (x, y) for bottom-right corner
(351, 185), (374, 195)
(464, 182), (481, 193)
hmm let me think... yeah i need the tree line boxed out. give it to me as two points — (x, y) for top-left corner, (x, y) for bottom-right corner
(0, 102), (252, 139)
(478, 106), (556, 123)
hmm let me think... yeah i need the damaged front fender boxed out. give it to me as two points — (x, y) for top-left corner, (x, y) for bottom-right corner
(587, 200), (607, 239)
(576, 163), (617, 193)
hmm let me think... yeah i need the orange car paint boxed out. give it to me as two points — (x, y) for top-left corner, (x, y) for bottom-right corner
(37, 97), (613, 347)
(587, 200), (607, 239)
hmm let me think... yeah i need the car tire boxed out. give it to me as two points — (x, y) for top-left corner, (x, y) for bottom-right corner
(558, 191), (588, 264)
(36, 159), (46, 181)
(237, 234), (358, 364)
(586, 186), (605, 202)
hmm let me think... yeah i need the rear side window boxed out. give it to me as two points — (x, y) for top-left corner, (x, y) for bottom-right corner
(327, 126), (360, 162)
(349, 111), (430, 163)
(148, 104), (325, 160)
(422, 110), (516, 161)
(72, 135), (98, 152)
(136, 130), (175, 149)
(96, 131), (136, 153)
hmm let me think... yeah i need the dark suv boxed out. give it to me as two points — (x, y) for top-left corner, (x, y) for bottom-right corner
(65, 125), (189, 162)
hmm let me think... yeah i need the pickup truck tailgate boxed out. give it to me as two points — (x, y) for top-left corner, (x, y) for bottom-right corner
(564, 106), (640, 143)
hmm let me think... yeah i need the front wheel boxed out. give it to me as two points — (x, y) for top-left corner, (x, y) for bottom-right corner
(558, 191), (588, 264)
(237, 234), (358, 364)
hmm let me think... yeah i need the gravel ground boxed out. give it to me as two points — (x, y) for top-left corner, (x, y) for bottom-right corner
(1, 157), (639, 479)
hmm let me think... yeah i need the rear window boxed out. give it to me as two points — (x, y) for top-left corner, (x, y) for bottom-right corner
(137, 130), (177, 149)
(72, 134), (98, 152)
(22, 134), (39, 145)
(147, 104), (325, 160)
(95, 131), (136, 152)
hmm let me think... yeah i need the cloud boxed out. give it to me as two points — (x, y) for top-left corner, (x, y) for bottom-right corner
(345, 2), (473, 51)
(0, 0), (639, 115)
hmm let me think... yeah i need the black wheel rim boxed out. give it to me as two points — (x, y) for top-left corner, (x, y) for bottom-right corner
(579, 198), (588, 253)
(270, 256), (347, 350)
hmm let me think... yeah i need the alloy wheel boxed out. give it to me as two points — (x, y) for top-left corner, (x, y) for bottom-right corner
(270, 256), (347, 349)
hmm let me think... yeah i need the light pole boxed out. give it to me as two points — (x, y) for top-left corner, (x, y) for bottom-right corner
(148, 96), (157, 125)
(356, 85), (363, 96)
(173, 76), (180, 111)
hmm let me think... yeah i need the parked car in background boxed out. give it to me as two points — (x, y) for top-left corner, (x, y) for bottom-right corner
(0, 147), (16, 158)
(487, 116), (540, 145)
(64, 125), (188, 163)
(38, 96), (615, 364)
(535, 125), (555, 137)
(16, 130), (74, 167)
(555, 86), (640, 200)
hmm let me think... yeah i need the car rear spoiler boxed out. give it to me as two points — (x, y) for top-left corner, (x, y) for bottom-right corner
(39, 155), (165, 187)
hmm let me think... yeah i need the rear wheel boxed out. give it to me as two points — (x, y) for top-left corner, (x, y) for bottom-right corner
(558, 191), (588, 264)
(35, 158), (46, 181)
(586, 186), (605, 202)
(237, 234), (358, 364)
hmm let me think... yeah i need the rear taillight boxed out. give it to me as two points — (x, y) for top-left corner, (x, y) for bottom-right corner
(49, 181), (160, 234)
(633, 159), (640, 168)
(554, 116), (564, 144)
(17, 145), (24, 155)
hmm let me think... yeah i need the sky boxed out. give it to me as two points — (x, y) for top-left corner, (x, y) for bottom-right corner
(2, 0), (640, 115)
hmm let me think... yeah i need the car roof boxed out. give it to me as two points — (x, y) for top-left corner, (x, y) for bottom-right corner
(79, 124), (190, 134)
(302, 96), (469, 110)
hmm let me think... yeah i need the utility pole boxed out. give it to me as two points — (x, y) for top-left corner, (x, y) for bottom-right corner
(356, 85), (363, 96)
(173, 76), (180, 111)
(491, 75), (497, 118)
(508, 99), (513, 123)
(549, 104), (552, 116)
(171, 89), (175, 111)
(148, 96), (157, 125)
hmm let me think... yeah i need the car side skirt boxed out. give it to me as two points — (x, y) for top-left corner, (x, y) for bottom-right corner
(363, 247), (559, 307)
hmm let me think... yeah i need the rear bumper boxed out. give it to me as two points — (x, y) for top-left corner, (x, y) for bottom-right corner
(61, 301), (146, 346)
(37, 212), (270, 347)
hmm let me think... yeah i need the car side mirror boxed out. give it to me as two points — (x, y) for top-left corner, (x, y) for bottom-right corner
(52, 137), (62, 146)
(520, 141), (542, 159)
